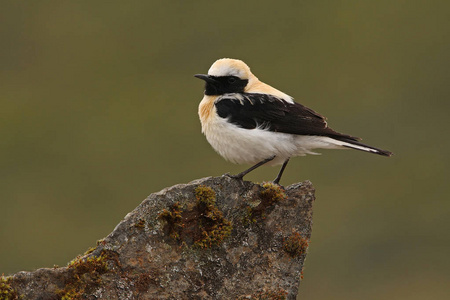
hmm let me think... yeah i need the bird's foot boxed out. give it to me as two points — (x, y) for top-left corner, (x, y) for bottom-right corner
(272, 178), (282, 186)
(224, 172), (244, 181)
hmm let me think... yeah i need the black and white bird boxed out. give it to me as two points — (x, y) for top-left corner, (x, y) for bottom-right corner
(195, 58), (392, 184)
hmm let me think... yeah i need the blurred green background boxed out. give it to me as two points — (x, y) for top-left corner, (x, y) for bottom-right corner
(1, 1), (449, 299)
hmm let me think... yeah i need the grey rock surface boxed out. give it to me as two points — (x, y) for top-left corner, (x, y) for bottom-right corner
(3, 176), (314, 299)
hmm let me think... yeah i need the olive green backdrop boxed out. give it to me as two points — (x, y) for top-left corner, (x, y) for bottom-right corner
(1, 1), (449, 299)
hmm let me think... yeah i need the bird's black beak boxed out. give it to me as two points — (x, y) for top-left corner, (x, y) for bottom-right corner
(194, 74), (217, 84)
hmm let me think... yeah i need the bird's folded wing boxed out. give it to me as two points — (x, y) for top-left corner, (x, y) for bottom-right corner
(215, 93), (360, 141)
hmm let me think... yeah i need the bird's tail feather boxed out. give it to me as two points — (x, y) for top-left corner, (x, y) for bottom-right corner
(334, 137), (393, 157)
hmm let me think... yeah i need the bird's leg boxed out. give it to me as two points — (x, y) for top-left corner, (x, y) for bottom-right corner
(273, 158), (290, 185)
(227, 155), (276, 180)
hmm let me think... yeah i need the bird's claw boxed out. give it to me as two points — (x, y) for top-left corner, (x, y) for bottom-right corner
(224, 173), (244, 180)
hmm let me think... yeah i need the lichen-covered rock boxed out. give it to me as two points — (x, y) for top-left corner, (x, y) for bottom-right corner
(5, 176), (315, 300)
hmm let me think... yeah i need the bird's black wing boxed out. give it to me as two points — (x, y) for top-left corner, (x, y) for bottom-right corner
(215, 93), (360, 141)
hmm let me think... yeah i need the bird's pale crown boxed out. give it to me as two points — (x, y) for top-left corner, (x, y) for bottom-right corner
(207, 58), (254, 80)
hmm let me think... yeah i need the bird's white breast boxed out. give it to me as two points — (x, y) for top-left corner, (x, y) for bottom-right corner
(204, 116), (299, 166)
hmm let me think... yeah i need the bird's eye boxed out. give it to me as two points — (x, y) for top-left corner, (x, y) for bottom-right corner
(228, 77), (236, 84)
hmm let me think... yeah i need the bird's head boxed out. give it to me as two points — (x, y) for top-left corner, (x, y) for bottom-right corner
(195, 58), (257, 95)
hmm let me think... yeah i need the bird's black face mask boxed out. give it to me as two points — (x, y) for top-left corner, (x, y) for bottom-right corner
(195, 74), (248, 95)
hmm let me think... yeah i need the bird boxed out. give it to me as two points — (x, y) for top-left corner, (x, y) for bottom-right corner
(195, 58), (392, 184)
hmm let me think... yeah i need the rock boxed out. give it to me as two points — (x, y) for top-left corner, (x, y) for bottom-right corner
(3, 176), (315, 300)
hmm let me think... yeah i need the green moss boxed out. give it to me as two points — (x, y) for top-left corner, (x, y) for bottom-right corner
(158, 202), (184, 240)
(260, 182), (287, 205)
(193, 186), (232, 249)
(66, 252), (108, 272)
(83, 247), (96, 256)
(194, 185), (216, 207)
(158, 186), (232, 249)
(58, 250), (112, 300)
(195, 215), (233, 249)
(238, 287), (288, 300)
(242, 183), (287, 224)
(242, 204), (257, 225)
(0, 276), (21, 300)
(283, 231), (309, 257)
